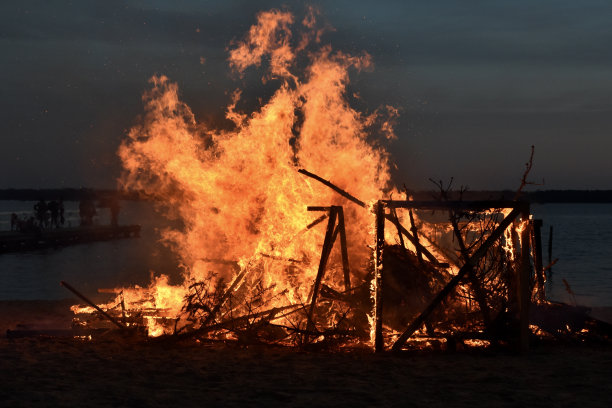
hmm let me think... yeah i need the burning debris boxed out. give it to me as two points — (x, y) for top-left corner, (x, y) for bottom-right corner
(60, 9), (610, 351)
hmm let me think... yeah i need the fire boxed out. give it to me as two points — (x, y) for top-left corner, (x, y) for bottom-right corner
(103, 9), (397, 339)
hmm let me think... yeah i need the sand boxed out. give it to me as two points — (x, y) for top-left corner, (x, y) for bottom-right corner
(1, 300), (611, 407)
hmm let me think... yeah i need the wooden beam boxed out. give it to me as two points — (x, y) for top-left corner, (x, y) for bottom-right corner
(391, 207), (522, 351)
(337, 206), (351, 291)
(306, 207), (338, 334)
(299, 169), (366, 207)
(374, 201), (385, 352)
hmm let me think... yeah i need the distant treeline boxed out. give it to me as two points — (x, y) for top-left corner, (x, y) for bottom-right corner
(405, 190), (612, 203)
(1, 188), (612, 203)
(0, 188), (143, 202)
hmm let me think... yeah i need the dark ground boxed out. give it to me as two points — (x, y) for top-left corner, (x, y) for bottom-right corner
(1, 300), (611, 407)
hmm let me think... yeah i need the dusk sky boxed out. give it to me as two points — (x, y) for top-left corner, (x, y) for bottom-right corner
(2, 1), (611, 190)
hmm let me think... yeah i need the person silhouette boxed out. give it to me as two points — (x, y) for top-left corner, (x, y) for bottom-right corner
(34, 199), (48, 229)
(59, 198), (65, 226)
(48, 200), (59, 228)
(109, 197), (120, 227)
(10, 213), (18, 231)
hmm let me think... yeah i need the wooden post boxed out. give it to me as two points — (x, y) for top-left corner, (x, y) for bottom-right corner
(518, 207), (531, 351)
(306, 207), (338, 334)
(374, 201), (385, 352)
(337, 206), (351, 291)
(531, 219), (545, 302)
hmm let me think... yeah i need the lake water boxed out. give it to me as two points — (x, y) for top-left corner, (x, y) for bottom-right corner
(0, 201), (611, 307)
(531, 203), (612, 307)
(0, 200), (182, 301)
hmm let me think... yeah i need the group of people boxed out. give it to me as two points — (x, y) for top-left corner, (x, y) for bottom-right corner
(10, 199), (66, 233)
(9, 196), (121, 232)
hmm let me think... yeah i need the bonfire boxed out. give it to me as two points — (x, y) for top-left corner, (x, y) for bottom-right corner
(63, 8), (607, 352)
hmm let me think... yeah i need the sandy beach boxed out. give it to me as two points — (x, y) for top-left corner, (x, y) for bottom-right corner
(0, 299), (610, 407)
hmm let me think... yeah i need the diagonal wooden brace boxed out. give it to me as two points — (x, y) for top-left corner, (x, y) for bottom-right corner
(391, 207), (522, 351)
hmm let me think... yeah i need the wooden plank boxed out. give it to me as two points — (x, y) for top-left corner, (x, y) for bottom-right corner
(391, 207), (522, 351)
(337, 206), (351, 291)
(374, 201), (385, 352)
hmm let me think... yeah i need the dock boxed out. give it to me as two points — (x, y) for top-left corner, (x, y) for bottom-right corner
(0, 225), (141, 253)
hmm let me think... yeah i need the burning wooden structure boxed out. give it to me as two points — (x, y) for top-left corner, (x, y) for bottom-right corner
(63, 168), (562, 352)
(54, 9), (610, 350)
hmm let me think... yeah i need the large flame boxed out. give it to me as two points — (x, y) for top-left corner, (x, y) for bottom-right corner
(110, 9), (397, 337)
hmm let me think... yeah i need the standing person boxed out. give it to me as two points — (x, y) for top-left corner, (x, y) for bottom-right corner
(79, 199), (90, 226)
(34, 199), (48, 229)
(59, 198), (65, 227)
(48, 200), (59, 228)
(109, 197), (120, 228)
(10, 213), (18, 231)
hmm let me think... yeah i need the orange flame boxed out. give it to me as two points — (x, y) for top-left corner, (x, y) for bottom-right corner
(112, 9), (396, 337)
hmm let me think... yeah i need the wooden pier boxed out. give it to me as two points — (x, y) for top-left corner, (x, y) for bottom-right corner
(0, 225), (141, 253)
